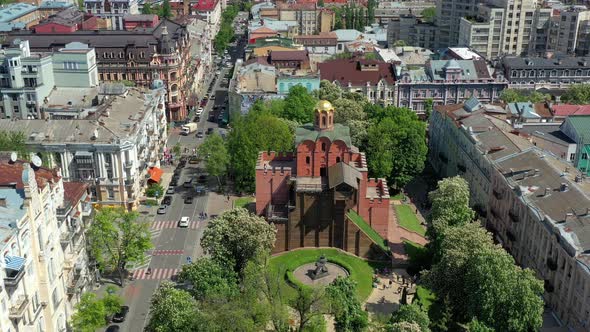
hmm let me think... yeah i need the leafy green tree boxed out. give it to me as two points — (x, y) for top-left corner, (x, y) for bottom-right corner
(423, 223), (544, 331)
(198, 133), (229, 188)
(0, 130), (27, 157)
(393, 40), (407, 47)
(326, 277), (368, 331)
(147, 282), (202, 332)
(201, 208), (277, 275)
(367, 0), (376, 23)
(87, 207), (152, 286)
(318, 0), (324, 6)
(71, 293), (107, 332)
(141, 2), (154, 14)
(178, 258), (238, 300)
(227, 112), (293, 192)
(146, 183), (164, 198)
(333, 98), (366, 124)
(466, 318), (495, 332)
(389, 321), (422, 332)
(348, 119), (370, 148)
(561, 84), (590, 104)
(389, 304), (430, 332)
(424, 98), (434, 119)
(421, 7), (436, 22)
(283, 85), (318, 123)
(318, 80), (342, 102)
(500, 89), (550, 103)
(172, 142), (181, 157)
(71, 289), (123, 332)
(366, 106), (427, 188)
(427, 176), (475, 247)
(158, 0), (172, 18)
(291, 286), (327, 332)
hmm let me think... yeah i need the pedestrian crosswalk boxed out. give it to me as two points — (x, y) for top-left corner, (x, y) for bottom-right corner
(151, 249), (184, 256)
(132, 268), (181, 280)
(151, 220), (199, 230)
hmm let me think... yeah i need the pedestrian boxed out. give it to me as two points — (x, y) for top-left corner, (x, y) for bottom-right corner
(147, 267), (152, 275)
(205, 212), (208, 218)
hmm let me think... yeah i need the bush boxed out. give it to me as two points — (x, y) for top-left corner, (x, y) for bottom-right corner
(146, 184), (164, 198)
(144, 199), (158, 206)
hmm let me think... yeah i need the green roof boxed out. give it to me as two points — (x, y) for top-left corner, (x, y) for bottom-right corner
(247, 37), (294, 49)
(347, 210), (390, 253)
(295, 123), (352, 147)
(567, 115), (590, 145)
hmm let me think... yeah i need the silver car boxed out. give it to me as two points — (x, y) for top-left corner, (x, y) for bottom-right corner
(157, 205), (167, 214)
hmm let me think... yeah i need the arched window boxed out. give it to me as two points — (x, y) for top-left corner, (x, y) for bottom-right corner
(322, 116), (326, 126)
(305, 156), (310, 164)
(336, 156), (341, 163)
(321, 143), (326, 151)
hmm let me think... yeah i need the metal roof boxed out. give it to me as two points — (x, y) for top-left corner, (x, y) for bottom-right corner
(328, 162), (361, 189)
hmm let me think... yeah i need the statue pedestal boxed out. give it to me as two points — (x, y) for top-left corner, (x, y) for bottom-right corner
(310, 270), (329, 280)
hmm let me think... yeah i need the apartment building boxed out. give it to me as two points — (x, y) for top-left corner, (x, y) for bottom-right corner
(83, 0), (139, 30)
(191, 0), (221, 35)
(530, 6), (590, 56)
(277, 2), (334, 35)
(395, 59), (507, 113)
(435, 0), (479, 47)
(0, 40), (98, 120)
(488, 149), (590, 331)
(500, 55), (590, 91)
(386, 14), (438, 50)
(0, 159), (92, 332)
(0, 86), (167, 210)
(6, 19), (192, 121)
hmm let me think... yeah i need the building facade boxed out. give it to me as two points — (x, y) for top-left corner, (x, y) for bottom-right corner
(0, 40), (99, 120)
(293, 32), (337, 55)
(83, 0), (139, 30)
(0, 159), (92, 332)
(560, 115), (590, 176)
(0, 87), (167, 209)
(255, 100), (390, 258)
(530, 6), (590, 56)
(319, 58), (396, 106)
(277, 3), (334, 35)
(395, 59), (507, 113)
(6, 19), (193, 121)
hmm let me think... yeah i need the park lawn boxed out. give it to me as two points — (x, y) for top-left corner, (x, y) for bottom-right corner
(413, 285), (436, 312)
(268, 248), (384, 302)
(347, 211), (390, 252)
(390, 192), (405, 200)
(395, 204), (426, 236)
(234, 197), (254, 209)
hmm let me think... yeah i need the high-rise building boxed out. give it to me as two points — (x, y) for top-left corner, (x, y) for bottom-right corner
(83, 0), (139, 30)
(530, 6), (590, 56)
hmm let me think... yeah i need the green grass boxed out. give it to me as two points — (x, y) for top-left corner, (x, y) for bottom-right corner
(268, 248), (385, 302)
(346, 210), (390, 252)
(390, 192), (406, 200)
(403, 240), (425, 260)
(395, 204), (426, 236)
(413, 285), (436, 312)
(234, 197), (254, 209)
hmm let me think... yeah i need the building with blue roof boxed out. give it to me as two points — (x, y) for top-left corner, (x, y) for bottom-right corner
(0, 3), (40, 28)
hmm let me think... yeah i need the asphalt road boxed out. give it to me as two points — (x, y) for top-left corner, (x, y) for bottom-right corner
(112, 22), (249, 332)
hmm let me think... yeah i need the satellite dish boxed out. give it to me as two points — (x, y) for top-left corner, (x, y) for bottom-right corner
(31, 155), (42, 168)
(9, 152), (17, 163)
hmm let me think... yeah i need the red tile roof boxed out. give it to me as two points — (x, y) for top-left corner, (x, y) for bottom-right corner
(62, 182), (88, 207)
(551, 104), (590, 117)
(192, 0), (218, 11)
(0, 159), (60, 189)
(319, 58), (395, 86)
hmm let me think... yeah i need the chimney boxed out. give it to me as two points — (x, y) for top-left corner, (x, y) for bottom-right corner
(560, 183), (569, 192)
(0, 197), (6, 207)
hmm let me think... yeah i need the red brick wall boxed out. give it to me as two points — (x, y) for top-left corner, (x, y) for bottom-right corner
(358, 178), (390, 239)
(296, 140), (315, 176)
(34, 22), (77, 34)
(255, 152), (294, 215)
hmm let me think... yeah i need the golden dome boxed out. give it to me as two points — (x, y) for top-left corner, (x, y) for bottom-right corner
(315, 100), (334, 112)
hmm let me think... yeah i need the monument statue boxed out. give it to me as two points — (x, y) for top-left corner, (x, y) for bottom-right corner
(310, 255), (329, 280)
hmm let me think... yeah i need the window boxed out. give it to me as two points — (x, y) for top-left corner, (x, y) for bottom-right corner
(48, 257), (56, 282)
(107, 189), (115, 199)
(336, 157), (341, 163)
(63, 62), (78, 70)
(570, 153), (576, 161)
(321, 142), (326, 151)
(305, 156), (310, 164)
(13, 106), (19, 113)
(51, 288), (60, 308)
(582, 153), (588, 160)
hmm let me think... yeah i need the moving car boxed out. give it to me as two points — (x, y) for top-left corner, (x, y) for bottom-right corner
(157, 205), (167, 214)
(181, 122), (198, 135)
(112, 306), (129, 323)
(195, 185), (206, 195)
(196, 131), (204, 138)
(184, 196), (193, 204)
(178, 216), (190, 228)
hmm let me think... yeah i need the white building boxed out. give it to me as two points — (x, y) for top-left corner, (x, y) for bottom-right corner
(0, 86), (167, 210)
(0, 159), (92, 332)
(84, 0), (139, 30)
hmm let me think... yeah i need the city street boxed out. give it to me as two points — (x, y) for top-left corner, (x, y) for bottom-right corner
(112, 18), (248, 332)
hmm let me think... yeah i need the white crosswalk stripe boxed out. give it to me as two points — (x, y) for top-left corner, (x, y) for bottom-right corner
(151, 220), (199, 230)
(132, 268), (181, 280)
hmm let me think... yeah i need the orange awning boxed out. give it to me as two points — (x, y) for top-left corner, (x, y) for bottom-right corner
(148, 167), (163, 183)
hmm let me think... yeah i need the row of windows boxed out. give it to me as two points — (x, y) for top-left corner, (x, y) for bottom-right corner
(102, 51), (145, 59)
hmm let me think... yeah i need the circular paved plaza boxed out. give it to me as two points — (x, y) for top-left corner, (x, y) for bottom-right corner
(293, 262), (349, 286)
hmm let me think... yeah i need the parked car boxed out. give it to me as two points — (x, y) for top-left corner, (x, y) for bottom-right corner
(112, 306), (129, 323)
(169, 179), (177, 187)
(178, 216), (190, 227)
(196, 131), (204, 138)
(188, 156), (199, 164)
(157, 205), (168, 214)
(166, 187), (175, 195)
(162, 196), (172, 205)
(206, 127), (214, 135)
(184, 196), (194, 204)
(195, 186), (207, 195)
(106, 326), (120, 332)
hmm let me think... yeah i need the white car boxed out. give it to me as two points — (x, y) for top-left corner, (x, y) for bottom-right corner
(178, 216), (190, 228)
(196, 107), (204, 116)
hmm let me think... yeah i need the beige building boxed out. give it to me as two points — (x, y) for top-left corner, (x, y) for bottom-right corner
(277, 2), (334, 35)
(458, 0), (537, 59)
(0, 159), (92, 332)
(489, 150), (590, 331)
(235, 58), (277, 93)
(530, 6), (590, 56)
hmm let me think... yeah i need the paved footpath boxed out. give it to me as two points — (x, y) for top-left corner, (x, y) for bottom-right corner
(387, 200), (428, 264)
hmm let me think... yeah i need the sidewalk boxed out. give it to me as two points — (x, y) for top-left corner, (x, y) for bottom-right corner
(387, 200), (428, 265)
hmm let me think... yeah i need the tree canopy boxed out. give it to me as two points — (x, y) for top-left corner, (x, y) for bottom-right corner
(178, 257), (238, 300)
(420, 7), (436, 22)
(158, 0), (172, 19)
(147, 281), (202, 332)
(87, 207), (152, 286)
(389, 304), (431, 332)
(71, 287), (123, 332)
(201, 208), (277, 275)
(561, 84), (590, 104)
(499, 89), (551, 103)
(198, 133), (229, 187)
(326, 277), (368, 331)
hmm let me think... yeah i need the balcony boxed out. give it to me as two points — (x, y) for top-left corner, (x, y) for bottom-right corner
(266, 204), (289, 222)
(509, 211), (520, 223)
(9, 295), (29, 320)
(60, 231), (73, 247)
(81, 203), (92, 217)
(4, 257), (26, 288)
(547, 257), (558, 271)
(66, 271), (85, 295)
(72, 232), (85, 253)
(124, 161), (133, 169)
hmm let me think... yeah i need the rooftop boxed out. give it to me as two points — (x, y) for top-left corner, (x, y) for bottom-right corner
(39, 1), (74, 9)
(296, 123), (352, 148)
(0, 3), (37, 23)
(551, 104), (590, 117)
(61, 181), (88, 210)
(517, 124), (575, 146)
(319, 58), (395, 86)
(563, 115), (590, 144)
(269, 50), (308, 61)
(0, 158), (61, 189)
(502, 55), (590, 69)
(0, 188), (25, 245)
